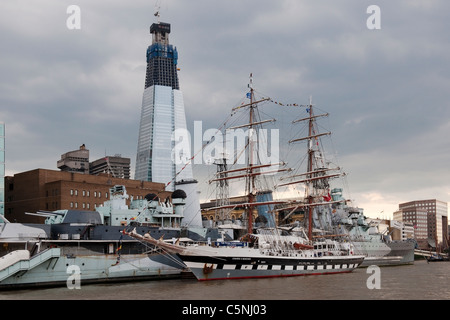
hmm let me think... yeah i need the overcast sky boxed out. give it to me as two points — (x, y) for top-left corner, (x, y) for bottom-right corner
(1, 0), (449, 219)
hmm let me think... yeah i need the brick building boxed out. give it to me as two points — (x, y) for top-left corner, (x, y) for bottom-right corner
(4, 168), (170, 223)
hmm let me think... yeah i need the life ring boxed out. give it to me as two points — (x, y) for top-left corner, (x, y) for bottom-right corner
(203, 263), (214, 274)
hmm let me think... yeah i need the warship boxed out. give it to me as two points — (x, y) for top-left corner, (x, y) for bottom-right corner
(292, 187), (415, 266)
(0, 185), (227, 289)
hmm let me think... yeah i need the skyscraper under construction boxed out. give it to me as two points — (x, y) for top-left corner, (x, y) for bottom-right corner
(135, 21), (201, 226)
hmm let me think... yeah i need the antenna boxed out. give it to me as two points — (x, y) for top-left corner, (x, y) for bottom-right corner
(154, 0), (162, 23)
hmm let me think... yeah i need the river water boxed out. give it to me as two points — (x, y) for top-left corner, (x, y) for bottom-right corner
(1, 260), (448, 301)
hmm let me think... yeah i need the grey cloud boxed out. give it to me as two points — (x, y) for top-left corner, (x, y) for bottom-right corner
(1, 0), (449, 216)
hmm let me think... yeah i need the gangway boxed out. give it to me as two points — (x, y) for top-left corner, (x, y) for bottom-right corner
(414, 249), (449, 259)
(0, 248), (61, 282)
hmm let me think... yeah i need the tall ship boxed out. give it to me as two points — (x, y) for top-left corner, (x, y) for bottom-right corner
(125, 76), (365, 280)
(0, 185), (226, 289)
(271, 94), (415, 267)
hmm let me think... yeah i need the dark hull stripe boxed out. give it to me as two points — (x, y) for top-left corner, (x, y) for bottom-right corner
(196, 270), (355, 281)
(179, 254), (364, 267)
(180, 254), (365, 281)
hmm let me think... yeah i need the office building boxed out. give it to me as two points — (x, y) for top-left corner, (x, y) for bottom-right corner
(134, 21), (201, 226)
(57, 144), (89, 174)
(398, 199), (448, 249)
(393, 207), (428, 244)
(89, 155), (131, 179)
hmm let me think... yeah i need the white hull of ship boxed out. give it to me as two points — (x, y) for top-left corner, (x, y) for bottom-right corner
(178, 247), (365, 281)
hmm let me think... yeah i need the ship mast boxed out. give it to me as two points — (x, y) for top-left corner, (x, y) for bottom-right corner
(278, 97), (339, 239)
(206, 74), (284, 233)
(306, 99), (314, 239)
(247, 73), (256, 234)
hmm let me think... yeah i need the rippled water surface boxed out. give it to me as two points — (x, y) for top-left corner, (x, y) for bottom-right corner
(1, 260), (448, 300)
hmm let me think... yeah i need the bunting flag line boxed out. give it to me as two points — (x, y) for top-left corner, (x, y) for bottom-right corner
(269, 98), (299, 107)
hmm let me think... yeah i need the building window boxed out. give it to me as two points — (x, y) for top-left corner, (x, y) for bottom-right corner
(83, 190), (86, 196)
(70, 189), (74, 196)
(70, 202), (73, 208)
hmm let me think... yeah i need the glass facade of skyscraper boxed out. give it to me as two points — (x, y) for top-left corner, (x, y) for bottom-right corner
(135, 22), (193, 189)
(0, 122), (4, 216)
(134, 22), (201, 226)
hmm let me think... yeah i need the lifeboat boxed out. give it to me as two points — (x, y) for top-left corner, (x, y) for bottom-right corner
(293, 242), (314, 250)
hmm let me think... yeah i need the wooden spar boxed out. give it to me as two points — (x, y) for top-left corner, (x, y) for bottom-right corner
(203, 200), (288, 212)
(280, 205), (302, 222)
(214, 162), (285, 176)
(292, 113), (329, 124)
(289, 132), (331, 144)
(232, 97), (271, 112)
(274, 199), (345, 213)
(227, 119), (275, 130)
(279, 167), (340, 181)
(276, 173), (343, 188)
(209, 168), (290, 183)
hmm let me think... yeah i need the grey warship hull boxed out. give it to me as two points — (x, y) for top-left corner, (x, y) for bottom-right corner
(354, 240), (415, 266)
(0, 244), (183, 289)
(0, 185), (229, 289)
(0, 220), (225, 289)
(0, 225), (186, 289)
